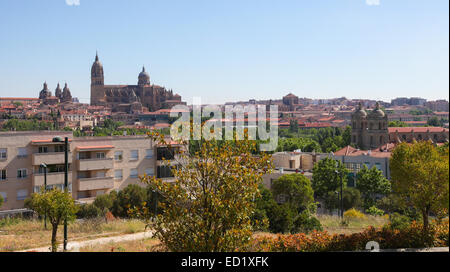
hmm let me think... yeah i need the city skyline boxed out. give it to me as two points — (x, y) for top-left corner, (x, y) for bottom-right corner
(0, 0), (449, 104)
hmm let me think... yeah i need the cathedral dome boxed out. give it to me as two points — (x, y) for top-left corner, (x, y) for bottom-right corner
(138, 66), (150, 85)
(39, 82), (52, 99)
(353, 103), (367, 118)
(369, 102), (385, 118)
(55, 83), (62, 98)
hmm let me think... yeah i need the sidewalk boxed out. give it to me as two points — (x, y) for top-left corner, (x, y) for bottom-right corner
(20, 231), (154, 252)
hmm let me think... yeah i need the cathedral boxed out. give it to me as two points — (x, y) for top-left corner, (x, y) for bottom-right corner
(351, 102), (389, 150)
(39, 82), (72, 105)
(351, 102), (449, 150)
(90, 53), (184, 112)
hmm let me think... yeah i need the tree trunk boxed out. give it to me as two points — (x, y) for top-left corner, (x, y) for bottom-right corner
(422, 208), (429, 233)
(51, 224), (59, 252)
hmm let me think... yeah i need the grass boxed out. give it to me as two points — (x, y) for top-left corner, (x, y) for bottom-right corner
(318, 214), (389, 235)
(0, 217), (146, 252)
(80, 238), (161, 252)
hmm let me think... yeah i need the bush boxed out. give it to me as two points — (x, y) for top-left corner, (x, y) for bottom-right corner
(247, 220), (449, 252)
(292, 211), (323, 234)
(386, 212), (411, 230)
(77, 204), (102, 219)
(366, 206), (384, 216)
(343, 208), (366, 220)
(342, 187), (362, 210)
(111, 185), (147, 218)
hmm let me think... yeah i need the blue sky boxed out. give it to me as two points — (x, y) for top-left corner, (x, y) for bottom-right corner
(0, 0), (448, 104)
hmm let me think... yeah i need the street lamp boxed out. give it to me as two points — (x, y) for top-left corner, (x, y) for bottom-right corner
(52, 136), (69, 251)
(335, 169), (344, 219)
(40, 163), (47, 229)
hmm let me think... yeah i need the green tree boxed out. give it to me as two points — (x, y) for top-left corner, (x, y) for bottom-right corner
(25, 188), (78, 252)
(427, 116), (440, 127)
(93, 193), (115, 218)
(135, 133), (272, 252)
(356, 165), (391, 210)
(390, 141), (449, 231)
(342, 187), (362, 210)
(271, 173), (316, 214)
(0, 194), (3, 208)
(111, 184), (147, 218)
(312, 157), (348, 199)
(389, 121), (408, 127)
(342, 126), (352, 146)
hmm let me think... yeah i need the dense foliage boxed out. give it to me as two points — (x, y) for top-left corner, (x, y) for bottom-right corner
(390, 141), (449, 231)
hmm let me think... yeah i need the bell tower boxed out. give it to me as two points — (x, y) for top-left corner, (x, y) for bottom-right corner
(90, 52), (105, 105)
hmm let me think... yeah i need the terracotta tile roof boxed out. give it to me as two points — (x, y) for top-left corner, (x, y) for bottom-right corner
(389, 127), (449, 133)
(77, 145), (114, 150)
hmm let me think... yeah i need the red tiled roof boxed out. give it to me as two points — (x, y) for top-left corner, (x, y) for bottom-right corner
(77, 145), (114, 150)
(389, 127), (449, 133)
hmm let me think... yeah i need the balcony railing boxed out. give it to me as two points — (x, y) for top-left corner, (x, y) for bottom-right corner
(77, 158), (114, 171)
(33, 171), (73, 187)
(32, 152), (72, 166)
(78, 176), (114, 191)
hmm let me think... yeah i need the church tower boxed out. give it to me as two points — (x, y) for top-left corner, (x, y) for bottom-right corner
(91, 52), (105, 105)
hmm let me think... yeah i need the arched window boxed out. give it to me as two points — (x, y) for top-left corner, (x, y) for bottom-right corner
(380, 135), (383, 144)
(370, 136), (374, 145)
(402, 135), (407, 141)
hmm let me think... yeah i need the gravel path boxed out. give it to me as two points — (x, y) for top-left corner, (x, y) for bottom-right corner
(19, 231), (154, 252)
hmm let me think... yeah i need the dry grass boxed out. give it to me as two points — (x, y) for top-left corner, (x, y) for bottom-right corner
(80, 238), (161, 252)
(318, 214), (388, 235)
(0, 217), (146, 252)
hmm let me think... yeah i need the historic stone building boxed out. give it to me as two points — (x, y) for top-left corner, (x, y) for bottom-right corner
(39, 82), (72, 105)
(351, 102), (389, 150)
(90, 53), (184, 112)
(351, 103), (449, 150)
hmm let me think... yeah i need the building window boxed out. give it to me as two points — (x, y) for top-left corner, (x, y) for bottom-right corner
(157, 165), (174, 178)
(130, 169), (138, 178)
(54, 145), (65, 153)
(114, 151), (123, 161)
(17, 169), (27, 179)
(146, 149), (154, 159)
(96, 152), (106, 159)
(130, 150), (139, 160)
(17, 189), (28, 201)
(145, 168), (154, 176)
(18, 148), (28, 158)
(0, 192), (7, 202)
(38, 146), (48, 153)
(114, 169), (123, 180)
(0, 170), (6, 181)
(0, 148), (7, 159)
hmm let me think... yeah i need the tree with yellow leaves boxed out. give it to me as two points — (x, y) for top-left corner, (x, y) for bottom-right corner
(390, 141), (449, 231)
(132, 131), (272, 252)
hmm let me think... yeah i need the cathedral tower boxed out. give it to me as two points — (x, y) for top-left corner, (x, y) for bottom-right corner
(91, 52), (105, 105)
(351, 102), (389, 150)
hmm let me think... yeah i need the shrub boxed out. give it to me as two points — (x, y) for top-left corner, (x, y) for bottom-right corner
(386, 212), (412, 230)
(343, 208), (366, 220)
(292, 211), (323, 234)
(77, 204), (102, 219)
(111, 185), (147, 218)
(366, 206), (384, 216)
(247, 220), (449, 252)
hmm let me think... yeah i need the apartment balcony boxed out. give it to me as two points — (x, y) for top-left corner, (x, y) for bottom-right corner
(32, 152), (72, 166)
(78, 177), (114, 191)
(77, 158), (114, 171)
(33, 172), (73, 187)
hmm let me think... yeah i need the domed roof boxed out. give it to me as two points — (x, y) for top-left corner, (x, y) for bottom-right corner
(138, 66), (150, 85)
(369, 102), (385, 118)
(353, 103), (367, 118)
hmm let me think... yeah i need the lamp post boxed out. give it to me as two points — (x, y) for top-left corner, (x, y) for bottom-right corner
(335, 169), (344, 219)
(41, 163), (47, 229)
(63, 137), (68, 251)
